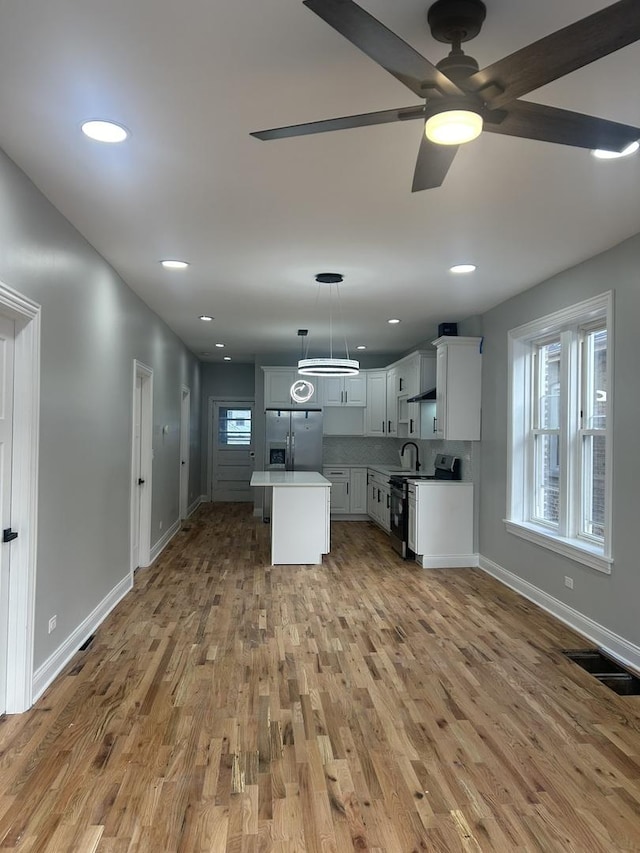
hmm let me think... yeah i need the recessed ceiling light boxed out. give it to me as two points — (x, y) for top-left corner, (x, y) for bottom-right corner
(450, 263), (477, 274)
(388, 319), (401, 324)
(215, 343), (225, 348)
(81, 120), (129, 143)
(356, 345), (367, 350)
(223, 356), (231, 361)
(591, 141), (639, 159)
(160, 259), (189, 269)
(199, 315), (213, 322)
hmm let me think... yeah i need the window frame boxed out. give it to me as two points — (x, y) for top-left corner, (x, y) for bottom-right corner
(505, 291), (613, 574)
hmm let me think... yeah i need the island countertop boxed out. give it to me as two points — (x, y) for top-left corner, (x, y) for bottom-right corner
(250, 471), (330, 488)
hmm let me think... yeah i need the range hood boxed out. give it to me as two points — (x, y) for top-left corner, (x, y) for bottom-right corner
(406, 387), (436, 403)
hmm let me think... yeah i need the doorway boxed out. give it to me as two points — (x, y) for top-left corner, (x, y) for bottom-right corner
(179, 386), (190, 519)
(0, 282), (40, 714)
(210, 400), (255, 502)
(130, 361), (153, 573)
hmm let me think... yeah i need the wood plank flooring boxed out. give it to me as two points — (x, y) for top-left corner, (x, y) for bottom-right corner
(1, 503), (640, 851)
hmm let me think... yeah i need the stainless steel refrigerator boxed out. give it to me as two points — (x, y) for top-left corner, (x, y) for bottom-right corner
(263, 408), (323, 521)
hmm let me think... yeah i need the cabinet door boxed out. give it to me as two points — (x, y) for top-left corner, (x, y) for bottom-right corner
(365, 372), (387, 436)
(385, 368), (398, 436)
(398, 356), (420, 399)
(434, 346), (447, 439)
(321, 377), (344, 406)
(265, 369), (302, 408)
(408, 496), (417, 553)
(350, 468), (368, 513)
(328, 479), (349, 513)
(367, 478), (377, 519)
(343, 375), (367, 406)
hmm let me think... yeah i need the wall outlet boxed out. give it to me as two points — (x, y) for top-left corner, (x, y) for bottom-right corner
(564, 576), (574, 590)
(48, 615), (57, 633)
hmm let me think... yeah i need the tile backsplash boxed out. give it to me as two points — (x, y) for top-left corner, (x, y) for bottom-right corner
(322, 436), (477, 482)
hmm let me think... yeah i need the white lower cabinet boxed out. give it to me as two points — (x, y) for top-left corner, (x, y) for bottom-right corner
(367, 469), (391, 532)
(323, 466), (369, 516)
(408, 481), (476, 568)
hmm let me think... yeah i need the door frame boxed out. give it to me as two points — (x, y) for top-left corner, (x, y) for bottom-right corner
(130, 360), (153, 573)
(208, 396), (255, 500)
(0, 280), (40, 714)
(179, 385), (190, 519)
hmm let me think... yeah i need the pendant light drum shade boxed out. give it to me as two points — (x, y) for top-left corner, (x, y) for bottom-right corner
(298, 357), (359, 376)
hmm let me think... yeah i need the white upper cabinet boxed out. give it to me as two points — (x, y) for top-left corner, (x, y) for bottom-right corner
(321, 374), (367, 407)
(431, 336), (482, 441)
(385, 367), (398, 436)
(263, 368), (320, 409)
(365, 371), (388, 436)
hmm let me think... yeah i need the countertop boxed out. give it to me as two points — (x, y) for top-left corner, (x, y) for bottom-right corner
(250, 471), (331, 488)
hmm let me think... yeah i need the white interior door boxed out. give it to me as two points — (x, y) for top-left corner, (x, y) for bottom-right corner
(0, 314), (15, 715)
(211, 401), (255, 502)
(131, 362), (153, 571)
(179, 386), (190, 519)
(132, 375), (143, 570)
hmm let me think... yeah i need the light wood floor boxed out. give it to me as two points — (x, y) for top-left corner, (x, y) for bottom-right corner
(1, 504), (640, 852)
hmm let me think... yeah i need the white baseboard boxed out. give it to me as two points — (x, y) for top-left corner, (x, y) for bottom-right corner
(149, 518), (181, 564)
(418, 553), (479, 569)
(479, 555), (640, 674)
(187, 495), (206, 517)
(32, 573), (132, 704)
(253, 508), (263, 518)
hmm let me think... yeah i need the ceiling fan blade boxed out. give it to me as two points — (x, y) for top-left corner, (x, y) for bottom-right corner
(251, 105), (425, 140)
(468, 0), (640, 109)
(484, 100), (640, 151)
(412, 135), (458, 192)
(303, 0), (462, 99)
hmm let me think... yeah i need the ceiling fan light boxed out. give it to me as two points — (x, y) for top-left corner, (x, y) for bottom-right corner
(591, 141), (639, 160)
(425, 109), (483, 146)
(297, 358), (360, 376)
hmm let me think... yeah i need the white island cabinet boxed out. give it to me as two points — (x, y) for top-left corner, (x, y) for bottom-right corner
(250, 471), (330, 565)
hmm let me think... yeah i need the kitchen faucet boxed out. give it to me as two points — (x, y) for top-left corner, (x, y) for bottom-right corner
(400, 441), (421, 472)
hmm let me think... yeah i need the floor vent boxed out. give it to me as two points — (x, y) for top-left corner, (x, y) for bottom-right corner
(563, 649), (640, 696)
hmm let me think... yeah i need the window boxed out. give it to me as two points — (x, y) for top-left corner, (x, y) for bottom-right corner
(506, 292), (612, 573)
(218, 408), (252, 446)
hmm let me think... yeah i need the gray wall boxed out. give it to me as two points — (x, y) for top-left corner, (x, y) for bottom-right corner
(478, 233), (640, 646)
(0, 149), (202, 671)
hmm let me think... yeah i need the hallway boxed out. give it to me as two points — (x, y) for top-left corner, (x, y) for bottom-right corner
(1, 504), (639, 851)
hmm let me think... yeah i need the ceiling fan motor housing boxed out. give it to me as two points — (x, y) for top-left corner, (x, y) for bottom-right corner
(427, 0), (487, 45)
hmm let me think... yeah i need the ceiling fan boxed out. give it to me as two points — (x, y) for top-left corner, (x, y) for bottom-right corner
(251, 0), (640, 191)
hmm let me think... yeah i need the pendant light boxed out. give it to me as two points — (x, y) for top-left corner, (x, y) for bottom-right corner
(297, 273), (359, 377)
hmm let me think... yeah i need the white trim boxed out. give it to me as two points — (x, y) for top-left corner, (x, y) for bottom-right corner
(506, 291), (613, 568)
(0, 281), (40, 714)
(149, 517), (181, 564)
(330, 513), (369, 521)
(32, 574), (132, 704)
(130, 361), (153, 572)
(478, 555), (640, 675)
(209, 397), (255, 502)
(179, 385), (190, 520)
(504, 520), (612, 574)
(187, 495), (204, 517)
(417, 553), (479, 569)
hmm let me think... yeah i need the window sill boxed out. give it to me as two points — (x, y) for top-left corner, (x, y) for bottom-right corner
(504, 520), (612, 575)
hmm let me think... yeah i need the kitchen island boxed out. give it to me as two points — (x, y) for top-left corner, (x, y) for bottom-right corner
(250, 471), (331, 565)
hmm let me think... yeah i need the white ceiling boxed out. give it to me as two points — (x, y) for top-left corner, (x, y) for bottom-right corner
(1, 0), (639, 363)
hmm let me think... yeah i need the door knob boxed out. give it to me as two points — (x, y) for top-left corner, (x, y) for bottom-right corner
(138, 478), (145, 485)
(3, 528), (18, 543)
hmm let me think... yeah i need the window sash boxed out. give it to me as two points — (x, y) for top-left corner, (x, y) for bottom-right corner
(507, 291), (612, 570)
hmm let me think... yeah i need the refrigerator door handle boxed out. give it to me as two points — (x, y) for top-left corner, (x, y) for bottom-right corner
(290, 431), (295, 470)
